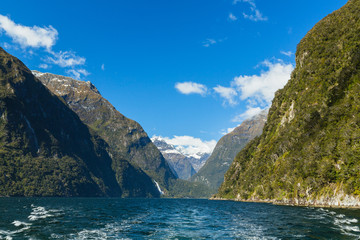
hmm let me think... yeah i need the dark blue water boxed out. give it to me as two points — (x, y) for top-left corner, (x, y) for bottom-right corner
(0, 198), (360, 239)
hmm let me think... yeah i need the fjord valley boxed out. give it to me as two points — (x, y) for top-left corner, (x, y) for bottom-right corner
(2, 0), (360, 239)
(0, 0), (359, 204)
(0, 47), (213, 198)
(216, 0), (360, 207)
(31, 70), (213, 198)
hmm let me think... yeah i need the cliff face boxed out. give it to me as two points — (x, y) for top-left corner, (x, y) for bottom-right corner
(216, 0), (360, 207)
(191, 110), (267, 191)
(34, 71), (176, 190)
(152, 137), (196, 180)
(0, 47), (159, 197)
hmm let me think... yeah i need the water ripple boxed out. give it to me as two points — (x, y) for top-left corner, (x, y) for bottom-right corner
(0, 198), (359, 239)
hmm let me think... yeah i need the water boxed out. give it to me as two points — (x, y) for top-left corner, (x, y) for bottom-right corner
(0, 198), (360, 239)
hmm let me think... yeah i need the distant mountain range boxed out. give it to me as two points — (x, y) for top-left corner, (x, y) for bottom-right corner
(151, 136), (211, 180)
(191, 110), (267, 192)
(152, 137), (195, 179)
(0, 47), (159, 197)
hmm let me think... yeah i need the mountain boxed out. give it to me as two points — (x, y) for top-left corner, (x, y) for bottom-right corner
(216, 0), (360, 207)
(151, 137), (196, 180)
(191, 110), (267, 191)
(0, 47), (159, 197)
(151, 136), (211, 172)
(33, 71), (177, 192)
(187, 153), (210, 173)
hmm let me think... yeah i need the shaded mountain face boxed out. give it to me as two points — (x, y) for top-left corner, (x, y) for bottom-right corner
(152, 137), (196, 180)
(216, 0), (360, 207)
(191, 110), (267, 191)
(0, 47), (159, 197)
(34, 71), (176, 191)
(187, 153), (210, 173)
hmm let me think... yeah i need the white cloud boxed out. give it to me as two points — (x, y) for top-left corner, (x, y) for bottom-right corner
(213, 85), (238, 106)
(46, 51), (86, 68)
(66, 69), (90, 80)
(232, 106), (263, 122)
(152, 135), (217, 156)
(175, 82), (207, 96)
(101, 64), (105, 71)
(202, 38), (227, 47)
(228, 13), (237, 21)
(0, 15), (89, 76)
(280, 51), (293, 57)
(220, 126), (237, 135)
(0, 14), (58, 49)
(233, 0), (255, 7)
(232, 59), (294, 106)
(39, 63), (49, 69)
(203, 38), (217, 47)
(243, 9), (268, 22)
(233, 0), (268, 22)
(3, 42), (12, 49)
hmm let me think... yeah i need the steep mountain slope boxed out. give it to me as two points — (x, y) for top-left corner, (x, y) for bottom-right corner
(152, 137), (196, 179)
(187, 153), (210, 172)
(191, 110), (267, 191)
(34, 71), (176, 190)
(216, 0), (360, 207)
(0, 47), (159, 197)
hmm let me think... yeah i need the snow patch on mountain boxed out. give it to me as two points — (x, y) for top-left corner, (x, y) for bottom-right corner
(151, 135), (215, 172)
(151, 135), (216, 158)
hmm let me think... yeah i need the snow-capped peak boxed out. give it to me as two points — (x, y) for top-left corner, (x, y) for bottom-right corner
(151, 135), (216, 158)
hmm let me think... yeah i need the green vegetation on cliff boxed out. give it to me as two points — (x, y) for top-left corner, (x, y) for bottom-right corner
(0, 47), (159, 197)
(216, 0), (360, 205)
(166, 179), (214, 198)
(34, 71), (177, 192)
(191, 111), (267, 192)
(35, 71), (213, 198)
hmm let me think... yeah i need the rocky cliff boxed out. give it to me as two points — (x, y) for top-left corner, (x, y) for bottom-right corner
(191, 110), (267, 191)
(0, 47), (159, 197)
(33, 71), (177, 191)
(152, 137), (196, 180)
(216, 0), (360, 207)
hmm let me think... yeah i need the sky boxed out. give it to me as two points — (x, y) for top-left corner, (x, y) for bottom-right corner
(0, 0), (348, 154)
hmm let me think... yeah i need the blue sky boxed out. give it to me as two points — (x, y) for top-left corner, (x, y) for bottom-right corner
(0, 0), (348, 152)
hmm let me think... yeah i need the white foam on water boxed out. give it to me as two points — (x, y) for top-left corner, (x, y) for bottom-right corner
(68, 227), (132, 240)
(66, 215), (149, 240)
(11, 221), (31, 227)
(51, 233), (63, 239)
(0, 225), (31, 239)
(335, 217), (358, 225)
(0, 230), (12, 239)
(332, 212), (360, 237)
(309, 207), (360, 238)
(75, 229), (107, 240)
(28, 205), (61, 221)
(293, 235), (306, 238)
